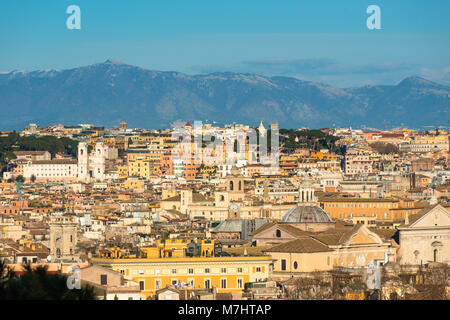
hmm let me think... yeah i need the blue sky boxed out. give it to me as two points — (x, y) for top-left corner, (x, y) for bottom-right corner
(1, 0), (449, 87)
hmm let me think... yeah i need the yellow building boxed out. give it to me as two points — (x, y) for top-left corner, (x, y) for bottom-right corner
(161, 188), (178, 200)
(91, 255), (274, 298)
(128, 156), (152, 179)
(197, 165), (217, 179)
(140, 239), (217, 258)
(311, 151), (336, 160)
(118, 165), (129, 179)
(123, 177), (146, 192)
(127, 151), (162, 179)
(279, 155), (299, 176)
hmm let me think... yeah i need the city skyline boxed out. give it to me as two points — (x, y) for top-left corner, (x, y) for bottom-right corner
(0, 0), (449, 305)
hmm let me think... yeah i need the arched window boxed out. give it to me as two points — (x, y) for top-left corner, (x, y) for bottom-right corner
(276, 229), (281, 238)
(56, 248), (61, 258)
(434, 249), (439, 262)
(220, 195), (225, 201)
(230, 181), (234, 191)
(238, 181), (242, 191)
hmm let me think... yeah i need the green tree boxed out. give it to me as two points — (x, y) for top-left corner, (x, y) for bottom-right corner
(0, 261), (96, 300)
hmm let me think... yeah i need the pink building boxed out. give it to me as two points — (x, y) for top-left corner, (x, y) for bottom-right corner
(344, 151), (373, 176)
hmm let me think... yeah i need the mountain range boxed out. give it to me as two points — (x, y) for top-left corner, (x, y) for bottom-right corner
(0, 59), (448, 130)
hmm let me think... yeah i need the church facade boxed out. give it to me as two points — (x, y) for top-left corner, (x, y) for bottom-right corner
(398, 204), (450, 265)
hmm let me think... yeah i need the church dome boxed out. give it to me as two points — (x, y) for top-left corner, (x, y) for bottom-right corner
(281, 205), (333, 223)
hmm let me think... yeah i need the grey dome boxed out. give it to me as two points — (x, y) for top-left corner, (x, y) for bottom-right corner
(281, 205), (333, 223)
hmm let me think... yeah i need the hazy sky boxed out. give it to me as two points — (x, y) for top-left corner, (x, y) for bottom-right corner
(1, 0), (449, 87)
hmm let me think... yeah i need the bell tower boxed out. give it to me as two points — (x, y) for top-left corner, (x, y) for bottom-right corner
(92, 141), (106, 180)
(226, 166), (245, 201)
(77, 142), (89, 181)
(298, 178), (317, 205)
(49, 215), (78, 261)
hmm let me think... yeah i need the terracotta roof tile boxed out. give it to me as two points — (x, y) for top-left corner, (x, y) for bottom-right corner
(264, 237), (332, 253)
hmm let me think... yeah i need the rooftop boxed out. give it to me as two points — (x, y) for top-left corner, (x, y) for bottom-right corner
(281, 205), (334, 224)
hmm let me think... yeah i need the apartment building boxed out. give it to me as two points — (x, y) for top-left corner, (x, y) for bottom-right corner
(344, 151), (373, 176)
(91, 255), (274, 298)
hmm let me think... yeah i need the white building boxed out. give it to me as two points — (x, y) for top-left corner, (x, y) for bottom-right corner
(23, 159), (78, 181)
(398, 204), (450, 265)
(77, 141), (117, 182)
(173, 158), (184, 177)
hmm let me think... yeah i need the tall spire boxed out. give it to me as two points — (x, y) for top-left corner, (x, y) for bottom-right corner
(258, 120), (266, 137)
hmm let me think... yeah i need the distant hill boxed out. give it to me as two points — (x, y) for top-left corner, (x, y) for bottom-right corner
(0, 59), (448, 130)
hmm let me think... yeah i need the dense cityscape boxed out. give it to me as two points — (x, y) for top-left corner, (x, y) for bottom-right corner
(1, 1), (449, 308)
(0, 121), (448, 300)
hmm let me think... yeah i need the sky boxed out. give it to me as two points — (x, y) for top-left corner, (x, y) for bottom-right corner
(0, 0), (449, 87)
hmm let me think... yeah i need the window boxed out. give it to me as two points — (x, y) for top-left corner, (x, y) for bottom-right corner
(237, 267), (243, 273)
(155, 280), (162, 289)
(188, 268), (194, 274)
(256, 267), (262, 272)
(221, 279), (227, 289)
(204, 279), (211, 289)
(275, 229), (281, 238)
(100, 274), (107, 285)
(237, 278), (243, 289)
(205, 268), (210, 274)
(139, 281), (145, 290)
(221, 268), (226, 274)
(293, 261), (298, 270)
(172, 269), (177, 274)
(281, 259), (286, 271)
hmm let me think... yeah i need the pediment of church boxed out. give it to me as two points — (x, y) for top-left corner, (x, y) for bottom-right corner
(252, 223), (303, 240)
(409, 205), (450, 229)
(347, 225), (384, 246)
